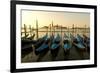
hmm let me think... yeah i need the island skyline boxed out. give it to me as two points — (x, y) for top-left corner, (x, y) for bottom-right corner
(22, 10), (90, 28)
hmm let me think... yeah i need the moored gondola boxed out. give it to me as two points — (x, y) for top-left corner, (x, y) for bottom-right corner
(50, 34), (61, 55)
(63, 33), (72, 55)
(21, 39), (37, 47)
(83, 34), (90, 53)
(21, 34), (29, 39)
(27, 33), (35, 40)
(21, 44), (33, 58)
(35, 34), (50, 55)
(21, 34), (48, 57)
(73, 34), (86, 51)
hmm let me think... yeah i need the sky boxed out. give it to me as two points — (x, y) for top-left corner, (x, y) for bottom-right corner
(21, 10), (90, 28)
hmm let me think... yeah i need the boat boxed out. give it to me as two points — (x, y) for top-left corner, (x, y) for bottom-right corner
(63, 33), (72, 55)
(21, 44), (33, 58)
(69, 33), (76, 43)
(50, 34), (61, 55)
(35, 34), (50, 55)
(27, 33), (35, 40)
(83, 34), (90, 53)
(21, 39), (37, 58)
(21, 34), (29, 39)
(73, 34), (86, 51)
(21, 39), (37, 47)
(77, 34), (84, 43)
(34, 34), (48, 48)
(77, 34), (90, 52)
(21, 34), (49, 56)
(21, 33), (35, 47)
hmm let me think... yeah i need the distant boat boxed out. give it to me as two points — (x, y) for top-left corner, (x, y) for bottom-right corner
(63, 33), (72, 55)
(35, 34), (50, 55)
(50, 34), (61, 54)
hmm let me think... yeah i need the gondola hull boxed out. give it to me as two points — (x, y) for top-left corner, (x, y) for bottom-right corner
(50, 34), (61, 55)
(51, 43), (60, 54)
(63, 43), (71, 55)
(21, 39), (37, 47)
(35, 43), (49, 55)
(63, 33), (72, 55)
(74, 43), (86, 52)
(21, 45), (33, 58)
(35, 34), (50, 55)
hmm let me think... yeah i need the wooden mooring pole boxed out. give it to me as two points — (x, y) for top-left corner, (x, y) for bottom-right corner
(29, 25), (32, 37)
(50, 24), (51, 36)
(85, 24), (86, 35)
(72, 24), (74, 36)
(24, 24), (27, 39)
(36, 20), (38, 40)
(46, 26), (48, 36)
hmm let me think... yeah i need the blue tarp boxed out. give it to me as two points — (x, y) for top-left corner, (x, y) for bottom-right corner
(51, 43), (59, 50)
(36, 43), (48, 52)
(64, 43), (71, 50)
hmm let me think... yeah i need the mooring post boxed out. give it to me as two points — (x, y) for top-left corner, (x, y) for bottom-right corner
(61, 25), (63, 48)
(24, 24), (27, 39)
(29, 25), (32, 37)
(52, 21), (53, 36)
(68, 27), (69, 37)
(54, 26), (55, 35)
(50, 24), (51, 36)
(46, 26), (48, 36)
(61, 25), (62, 39)
(85, 24), (86, 35)
(72, 24), (74, 36)
(36, 20), (38, 40)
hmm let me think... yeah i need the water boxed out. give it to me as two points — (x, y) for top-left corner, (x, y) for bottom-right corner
(21, 28), (90, 40)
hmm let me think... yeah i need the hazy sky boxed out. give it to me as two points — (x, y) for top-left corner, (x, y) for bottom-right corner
(22, 10), (90, 28)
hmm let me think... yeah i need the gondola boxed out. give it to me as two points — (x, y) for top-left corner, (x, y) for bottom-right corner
(63, 33), (72, 55)
(50, 34), (61, 55)
(21, 39), (37, 47)
(77, 34), (84, 44)
(70, 33), (76, 42)
(21, 33), (35, 46)
(27, 33), (35, 40)
(34, 34), (48, 48)
(35, 34), (50, 55)
(83, 34), (90, 53)
(21, 34), (29, 40)
(73, 34), (85, 51)
(21, 44), (33, 58)
(21, 34), (48, 57)
(21, 38), (37, 58)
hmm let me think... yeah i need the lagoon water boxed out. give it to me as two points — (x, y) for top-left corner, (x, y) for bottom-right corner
(21, 28), (90, 40)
